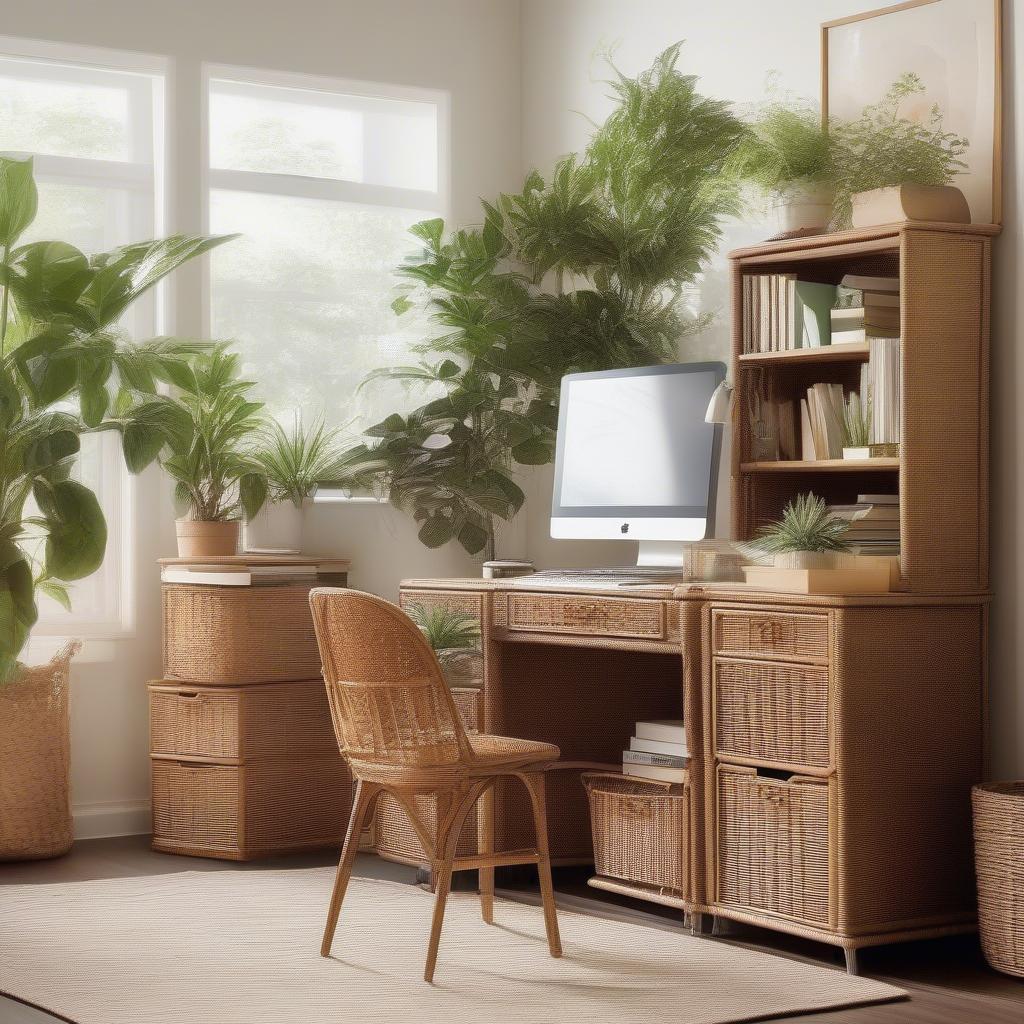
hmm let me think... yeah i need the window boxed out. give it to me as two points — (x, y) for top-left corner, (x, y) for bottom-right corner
(0, 40), (165, 634)
(205, 68), (448, 431)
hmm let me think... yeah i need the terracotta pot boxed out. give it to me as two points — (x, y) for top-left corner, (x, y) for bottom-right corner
(242, 499), (303, 554)
(773, 182), (833, 236)
(175, 519), (240, 557)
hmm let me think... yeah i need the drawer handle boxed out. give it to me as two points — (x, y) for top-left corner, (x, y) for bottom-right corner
(174, 692), (201, 700)
(752, 620), (780, 644)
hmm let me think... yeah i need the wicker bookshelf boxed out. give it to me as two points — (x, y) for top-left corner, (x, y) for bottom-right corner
(729, 221), (996, 595)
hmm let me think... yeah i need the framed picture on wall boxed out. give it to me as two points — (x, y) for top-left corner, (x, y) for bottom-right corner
(822, 0), (1002, 224)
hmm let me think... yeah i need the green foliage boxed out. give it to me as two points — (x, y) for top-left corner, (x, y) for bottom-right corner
(831, 73), (968, 228)
(0, 155), (232, 678)
(358, 44), (746, 556)
(406, 602), (480, 664)
(251, 415), (357, 507)
(116, 347), (267, 522)
(755, 492), (850, 555)
(841, 392), (871, 448)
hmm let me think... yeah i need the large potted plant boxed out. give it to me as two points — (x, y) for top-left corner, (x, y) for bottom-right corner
(121, 347), (267, 557)
(0, 155), (230, 859)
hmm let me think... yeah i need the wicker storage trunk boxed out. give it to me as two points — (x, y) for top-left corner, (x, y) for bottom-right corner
(161, 584), (322, 683)
(374, 687), (481, 865)
(972, 782), (1024, 977)
(583, 771), (690, 901)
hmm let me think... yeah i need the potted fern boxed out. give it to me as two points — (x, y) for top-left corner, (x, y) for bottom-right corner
(406, 602), (482, 688)
(753, 492), (850, 569)
(245, 416), (353, 553)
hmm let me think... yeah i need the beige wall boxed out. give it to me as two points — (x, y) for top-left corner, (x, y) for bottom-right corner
(519, 0), (1022, 777)
(4, 0), (524, 836)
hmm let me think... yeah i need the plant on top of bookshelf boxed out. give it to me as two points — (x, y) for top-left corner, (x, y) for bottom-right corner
(753, 492), (850, 568)
(830, 73), (969, 229)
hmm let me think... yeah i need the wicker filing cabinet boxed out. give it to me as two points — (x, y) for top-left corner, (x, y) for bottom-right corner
(151, 562), (352, 861)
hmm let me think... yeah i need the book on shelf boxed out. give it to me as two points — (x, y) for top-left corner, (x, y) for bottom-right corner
(802, 382), (846, 460)
(858, 492), (899, 505)
(623, 763), (688, 784)
(622, 749), (688, 768)
(629, 735), (689, 758)
(741, 274), (835, 352)
(634, 719), (685, 744)
(829, 498), (900, 555)
(867, 337), (901, 445)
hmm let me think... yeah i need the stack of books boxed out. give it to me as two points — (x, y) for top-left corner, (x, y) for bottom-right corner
(830, 275), (900, 345)
(867, 336), (901, 445)
(622, 720), (688, 783)
(829, 494), (900, 556)
(742, 274), (835, 353)
(159, 557), (349, 587)
(800, 382), (846, 460)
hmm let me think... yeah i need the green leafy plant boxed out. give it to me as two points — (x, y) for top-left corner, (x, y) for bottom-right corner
(831, 73), (969, 228)
(354, 44), (746, 558)
(0, 155), (233, 677)
(728, 86), (832, 194)
(841, 392), (871, 448)
(119, 347), (267, 522)
(252, 415), (356, 507)
(406, 602), (480, 665)
(755, 492), (850, 555)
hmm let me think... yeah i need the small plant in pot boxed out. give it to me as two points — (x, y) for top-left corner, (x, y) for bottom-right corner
(754, 492), (850, 569)
(729, 84), (833, 237)
(123, 347), (267, 557)
(245, 415), (353, 554)
(406, 602), (482, 689)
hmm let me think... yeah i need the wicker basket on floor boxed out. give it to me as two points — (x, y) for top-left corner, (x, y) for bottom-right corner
(972, 782), (1024, 977)
(0, 642), (80, 861)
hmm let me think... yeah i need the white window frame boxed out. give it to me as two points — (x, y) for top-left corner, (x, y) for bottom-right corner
(0, 36), (168, 639)
(200, 61), (450, 348)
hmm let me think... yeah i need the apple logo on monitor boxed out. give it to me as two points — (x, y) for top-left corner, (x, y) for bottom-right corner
(621, 523), (629, 534)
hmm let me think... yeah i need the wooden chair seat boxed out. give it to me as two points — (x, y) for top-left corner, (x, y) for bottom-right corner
(309, 588), (563, 983)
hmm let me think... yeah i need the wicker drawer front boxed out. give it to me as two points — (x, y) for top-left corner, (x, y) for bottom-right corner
(712, 610), (829, 663)
(714, 659), (830, 769)
(717, 766), (830, 926)
(584, 773), (690, 899)
(149, 681), (338, 761)
(162, 584), (322, 684)
(374, 687), (480, 865)
(507, 594), (665, 640)
(151, 755), (351, 860)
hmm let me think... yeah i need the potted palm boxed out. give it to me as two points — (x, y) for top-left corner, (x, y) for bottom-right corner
(753, 492), (850, 569)
(245, 416), (352, 553)
(406, 602), (482, 689)
(0, 155), (231, 859)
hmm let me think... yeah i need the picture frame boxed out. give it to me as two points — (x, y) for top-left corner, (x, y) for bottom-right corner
(821, 0), (1002, 224)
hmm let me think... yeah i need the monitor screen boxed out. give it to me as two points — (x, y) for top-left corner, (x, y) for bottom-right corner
(551, 363), (724, 540)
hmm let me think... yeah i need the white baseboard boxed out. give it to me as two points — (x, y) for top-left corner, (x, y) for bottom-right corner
(73, 799), (151, 840)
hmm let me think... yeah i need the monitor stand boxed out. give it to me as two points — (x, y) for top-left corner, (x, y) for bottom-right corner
(636, 540), (693, 570)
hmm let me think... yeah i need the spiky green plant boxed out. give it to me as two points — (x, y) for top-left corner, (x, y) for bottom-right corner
(841, 392), (871, 448)
(406, 603), (480, 665)
(831, 73), (968, 228)
(354, 44), (747, 558)
(755, 492), (850, 554)
(252, 415), (354, 508)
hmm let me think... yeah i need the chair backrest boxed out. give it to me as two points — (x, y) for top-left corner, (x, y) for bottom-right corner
(308, 588), (473, 769)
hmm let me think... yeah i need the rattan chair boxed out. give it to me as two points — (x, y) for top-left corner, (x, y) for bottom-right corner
(308, 588), (562, 982)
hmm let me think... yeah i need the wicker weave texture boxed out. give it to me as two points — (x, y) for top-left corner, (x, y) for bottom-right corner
(0, 642), (80, 861)
(712, 610), (829, 663)
(506, 593), (666, 640)
(972, 782), (1024, 977)
(584, 773), (690, 899)
(151, 755), (351, 860)
(716, 765), (830, 927)
(714, 659), (830, 769)
(149, 680), (338, 761)
(162, 584), (322, 684)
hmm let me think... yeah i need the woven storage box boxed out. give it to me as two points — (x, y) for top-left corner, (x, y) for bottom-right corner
(151, 754), (351, 860)
(972, 782), (1024, 977)
(162, 584), (322, 684)
(583, 772), (690, 899)
(374, 687), (481, 865)
(149, 680), (337, 761)
(717, 765), (830, 926)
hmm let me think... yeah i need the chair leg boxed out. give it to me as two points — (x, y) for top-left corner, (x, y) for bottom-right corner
(321, 779), (380, 958)
(424, 782), (484, 983)
(520, 771), (562, 959)
(479, 782), (495, 924)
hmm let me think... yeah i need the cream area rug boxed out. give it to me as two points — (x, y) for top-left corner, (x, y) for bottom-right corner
(0, 868), (904, 1024)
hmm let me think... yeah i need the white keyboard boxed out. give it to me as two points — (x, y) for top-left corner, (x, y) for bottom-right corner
(509, 569), (691, 589)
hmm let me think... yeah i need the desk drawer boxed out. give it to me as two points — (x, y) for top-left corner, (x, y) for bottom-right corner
(714, 659), (830, 769)
(507, 593), (665, 640)
(712, 609), (829, 663)
(716, 765), (830, 926)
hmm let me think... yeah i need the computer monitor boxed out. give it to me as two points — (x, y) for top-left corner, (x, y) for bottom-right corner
(550, 362), (725, 567)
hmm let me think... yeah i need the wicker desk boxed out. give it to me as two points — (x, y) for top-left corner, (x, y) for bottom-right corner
(398, 577), (987, 973)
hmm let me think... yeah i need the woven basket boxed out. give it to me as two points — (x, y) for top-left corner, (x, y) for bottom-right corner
(0, 641), (80, 861)
(583, 771), (690, 899)
(972, 782), (1024, 977)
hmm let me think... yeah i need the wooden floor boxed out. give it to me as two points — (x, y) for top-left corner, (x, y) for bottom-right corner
(1, 836), (1021, 1023)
